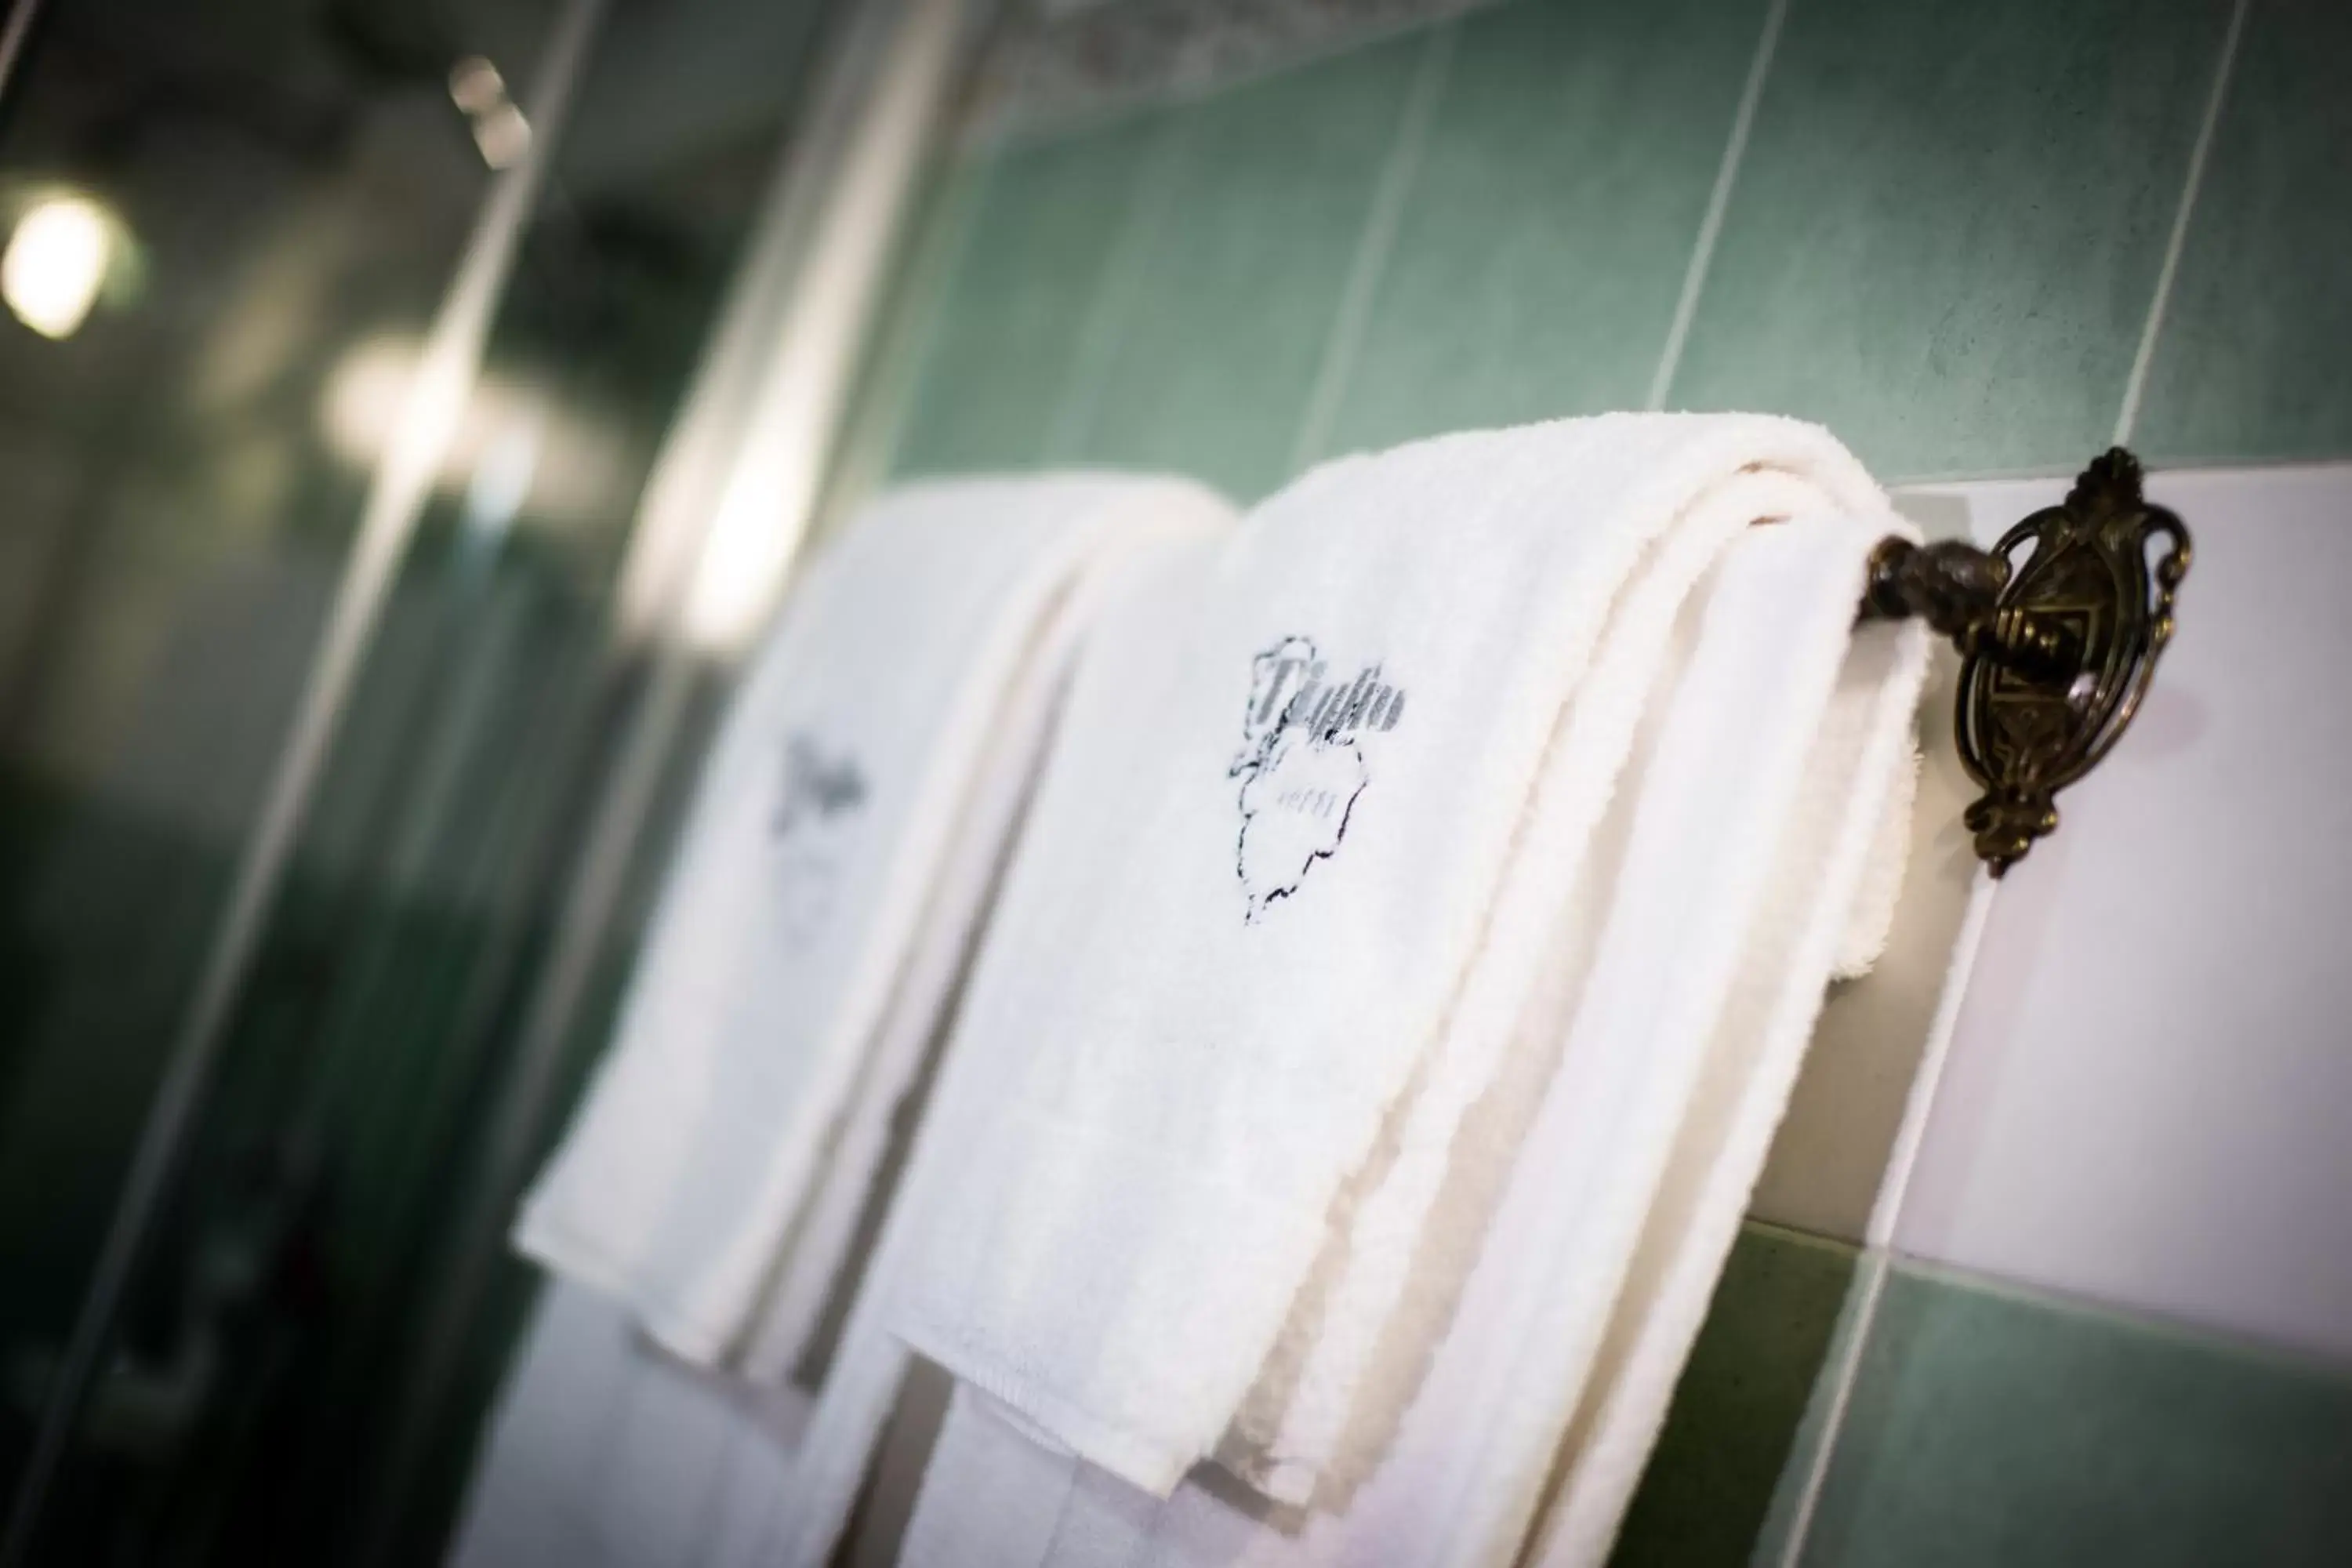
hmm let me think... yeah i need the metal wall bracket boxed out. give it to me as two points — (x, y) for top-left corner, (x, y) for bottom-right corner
(1860, 447), (2192, 876)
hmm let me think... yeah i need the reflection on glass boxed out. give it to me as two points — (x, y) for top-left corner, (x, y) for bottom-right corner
(448, 56), (532, 171)
(2, 194), (115, 339)
(0, 1), (576, 1552)
(0, 0), (832, 1560)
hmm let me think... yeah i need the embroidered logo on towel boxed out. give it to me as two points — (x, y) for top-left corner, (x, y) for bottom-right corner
(771, 731), (868, 946)
(1229, 636), (1406, 923)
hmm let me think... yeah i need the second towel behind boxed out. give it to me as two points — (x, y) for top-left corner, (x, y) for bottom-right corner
(515, 474), (1235, 1370)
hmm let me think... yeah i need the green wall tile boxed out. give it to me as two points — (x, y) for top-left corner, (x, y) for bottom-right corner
(1796, 1262), (2352, 1567)
(1329, 0), (1769, 455)
(890, 121), (1167, 477)
(1668, 0), (2234, 482)
(824, 163), (986, 521)
(2134, 0), (2352, 463)
(1073, 34), (1429, 500)
(1608, 1223), (1860, 1568)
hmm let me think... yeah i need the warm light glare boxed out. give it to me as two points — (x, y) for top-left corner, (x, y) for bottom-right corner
(617, 0), (958, 655)
(460, 407), (543, 551)
(472, 104), (532, 170)
(4, 196), (111, 339)
(449, 56), (530, 169)
(447, 56), (509, 115)
(321, 336), (423, 461)
(319, 334), (622, 524)
(681, 437), (818, 652)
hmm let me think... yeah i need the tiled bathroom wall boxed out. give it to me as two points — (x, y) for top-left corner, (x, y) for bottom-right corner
(458, 0), (2352, 1563)
(880, 0), (2350, 496)
(844, 0), (2352, 1561)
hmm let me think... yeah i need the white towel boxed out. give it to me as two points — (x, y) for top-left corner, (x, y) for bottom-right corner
(890, 517), (1928, 1568)
(891, 414), (1904, 1501)
(766, 528), (1242, 1568)
(1526, 626), (1925, 1568)
(514, 474), (1236, 1368)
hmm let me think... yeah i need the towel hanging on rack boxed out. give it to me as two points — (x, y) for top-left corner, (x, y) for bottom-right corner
(513, 474), (1235, 1371)
(772, 440), (2193, 1568)
(891, 488), (1929, 1568)
(892, 414), (1916, 1512)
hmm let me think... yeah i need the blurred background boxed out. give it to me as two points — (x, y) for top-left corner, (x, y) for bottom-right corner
(1, 0), (2347, 1563)
(0, 0), (851, 1559)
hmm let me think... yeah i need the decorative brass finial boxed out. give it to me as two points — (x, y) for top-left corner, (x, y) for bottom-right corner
(1860, 447), (2191, 876)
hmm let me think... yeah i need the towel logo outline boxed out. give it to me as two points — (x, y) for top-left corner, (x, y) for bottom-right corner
(771, 731), (868, 946)
(1229, 636), (1406, 922)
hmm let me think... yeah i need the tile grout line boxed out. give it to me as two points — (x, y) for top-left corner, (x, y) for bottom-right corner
(1889, 454), (2352, 491)
(838, 158), (994, 498)
(1038, 111), (1193, 464)
(1644, 0), (1787, 412)
(1771, 1247), (1889, 1568)
(1286, 19), (1458, 477)
(2113, 0), (2249, 448)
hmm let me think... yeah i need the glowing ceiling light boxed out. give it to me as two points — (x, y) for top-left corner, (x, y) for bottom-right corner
(3, 195), (112, 339)
(681, 423), (819, 652)
(321, 335), (425, 466)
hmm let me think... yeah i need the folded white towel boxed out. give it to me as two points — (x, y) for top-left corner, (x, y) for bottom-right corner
(891, 414), (1902, 1500)
(732, 495), (1157, 1385)
(1527, 622), (1926, 1568)
(1324, 526), (1926, 1568)
(514, 474), (1236, 1367)
(889, 517), (1928, 1568)
(767, 529), (1242, 1568)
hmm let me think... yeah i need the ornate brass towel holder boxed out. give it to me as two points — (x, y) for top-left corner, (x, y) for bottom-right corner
(1857, 447), (2190, 876)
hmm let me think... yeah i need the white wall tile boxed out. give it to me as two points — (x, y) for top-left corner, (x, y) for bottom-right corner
(1889, 463), (2352, 1365)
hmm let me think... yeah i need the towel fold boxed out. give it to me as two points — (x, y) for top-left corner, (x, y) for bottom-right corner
(514, 474), (1235, 1368)
(1527, 615), (1925, 1568)
(893, 414), (1910, 1504)
(890, 510), (1928, 1568)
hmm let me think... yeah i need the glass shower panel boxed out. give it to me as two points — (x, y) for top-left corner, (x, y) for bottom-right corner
(0, 0), (568, 1511)
(169, 5), (829, 1560)
(0, 0), (832, 1561)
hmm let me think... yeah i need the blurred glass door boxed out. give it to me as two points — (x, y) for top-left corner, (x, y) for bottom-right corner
(0, 0), (838, 1561)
